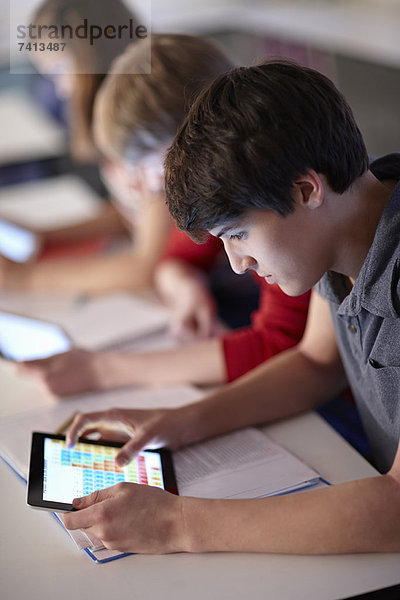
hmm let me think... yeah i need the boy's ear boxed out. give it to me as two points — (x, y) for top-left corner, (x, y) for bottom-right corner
(292, 170), (324, 210)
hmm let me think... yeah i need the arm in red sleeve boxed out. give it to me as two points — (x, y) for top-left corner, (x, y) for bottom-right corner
(159, 226), (222, 272)
(222, 278), (311, 382)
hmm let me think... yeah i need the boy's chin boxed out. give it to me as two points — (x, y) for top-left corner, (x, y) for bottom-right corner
(279, 281), (312, 297)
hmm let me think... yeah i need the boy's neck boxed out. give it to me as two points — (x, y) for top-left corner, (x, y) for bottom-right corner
(330, 170), (395, 281)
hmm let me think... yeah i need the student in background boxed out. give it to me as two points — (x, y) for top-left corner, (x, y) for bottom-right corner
(91, 34), (232, 296)
(0, 0), (137, 292)
(62, 60), (400, 556)
(18, 36), (310, 393)
(1, 26), (231, 294)
(30, 0), (136, 163)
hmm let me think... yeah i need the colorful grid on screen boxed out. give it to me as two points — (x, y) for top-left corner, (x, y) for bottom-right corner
(43, 438), (164, 504)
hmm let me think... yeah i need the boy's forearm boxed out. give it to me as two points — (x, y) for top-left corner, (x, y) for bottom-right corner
(180, 474), (400, 554)
(176, 345), (346, 448)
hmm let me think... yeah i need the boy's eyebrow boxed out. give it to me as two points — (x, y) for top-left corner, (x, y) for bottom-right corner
(215, 222), (241, 238)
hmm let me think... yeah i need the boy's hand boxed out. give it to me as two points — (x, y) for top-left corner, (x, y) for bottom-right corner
(62, 482), (186, 554)
(16, 348), (104, 397)
(65, 406), (183, 466)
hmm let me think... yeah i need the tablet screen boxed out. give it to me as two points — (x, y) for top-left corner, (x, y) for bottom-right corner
(43, 437), (164, 504)
(28, 433), (178, 511)
(0, 312), (72, 361)
(0, 219), (38, 262)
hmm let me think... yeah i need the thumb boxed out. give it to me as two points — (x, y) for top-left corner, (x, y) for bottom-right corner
(72, 487), (112, 509)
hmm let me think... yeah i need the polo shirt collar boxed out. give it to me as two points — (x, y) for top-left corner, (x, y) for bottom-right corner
(319, 163), (400, 319)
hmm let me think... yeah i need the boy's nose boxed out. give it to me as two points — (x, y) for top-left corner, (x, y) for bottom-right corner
(227, 248), (257, 275)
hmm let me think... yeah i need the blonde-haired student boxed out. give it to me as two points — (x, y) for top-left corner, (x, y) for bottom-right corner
(1, 0), (137, 292)
(1, 33), (232, 295)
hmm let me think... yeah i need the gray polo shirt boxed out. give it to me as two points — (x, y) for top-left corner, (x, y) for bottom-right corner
(316, 153), (400, 473)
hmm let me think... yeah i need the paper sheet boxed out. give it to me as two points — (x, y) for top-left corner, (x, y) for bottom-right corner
(46, 293), (171, 351)
(174, 428), (321, 499)
(0, 175), (103, 230)
(0, 291), (78, 320)
(0, 292), (171, 352)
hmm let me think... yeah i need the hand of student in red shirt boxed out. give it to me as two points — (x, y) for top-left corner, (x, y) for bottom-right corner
(169, 276), (218, 342)
(0, 256), (28, 291)
(16, 348), (103, 397)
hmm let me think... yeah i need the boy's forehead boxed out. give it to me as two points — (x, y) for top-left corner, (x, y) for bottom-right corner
(209, 218), (247, 238)
(209, 209), (273, 238)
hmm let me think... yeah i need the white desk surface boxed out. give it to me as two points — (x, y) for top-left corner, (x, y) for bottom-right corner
(1, 359), (399, 600)
(0, 90), (67, 165)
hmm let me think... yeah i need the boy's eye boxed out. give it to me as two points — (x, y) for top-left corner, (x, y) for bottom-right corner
(229, 232), (245, 241)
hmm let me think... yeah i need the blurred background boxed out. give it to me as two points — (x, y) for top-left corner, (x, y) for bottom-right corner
(0, 0), (398, 326)
(1, 0), (399, 161)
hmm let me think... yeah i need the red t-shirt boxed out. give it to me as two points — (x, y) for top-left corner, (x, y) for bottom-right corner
(161, 227), (311, 382)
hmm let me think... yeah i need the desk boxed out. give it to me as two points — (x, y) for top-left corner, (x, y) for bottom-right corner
(1, 359), (399, 600)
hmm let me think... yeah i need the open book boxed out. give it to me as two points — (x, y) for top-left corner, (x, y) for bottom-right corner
(174, 427), (326, 499)
(0, 387), (327, 563)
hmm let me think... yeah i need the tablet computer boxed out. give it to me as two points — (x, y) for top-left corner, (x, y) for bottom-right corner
(0, 218), (41, 263)
(0, 311), (72, 361)
(27, 432), (178, 512)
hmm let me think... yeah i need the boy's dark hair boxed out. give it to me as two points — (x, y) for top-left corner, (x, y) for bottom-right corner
(165, 59), (369, 241)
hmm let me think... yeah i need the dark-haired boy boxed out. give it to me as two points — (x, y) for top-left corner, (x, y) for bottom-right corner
(62, 60), (400, 555)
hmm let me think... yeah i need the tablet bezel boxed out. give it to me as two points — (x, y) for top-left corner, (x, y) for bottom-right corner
(27, 432), (178, 512)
